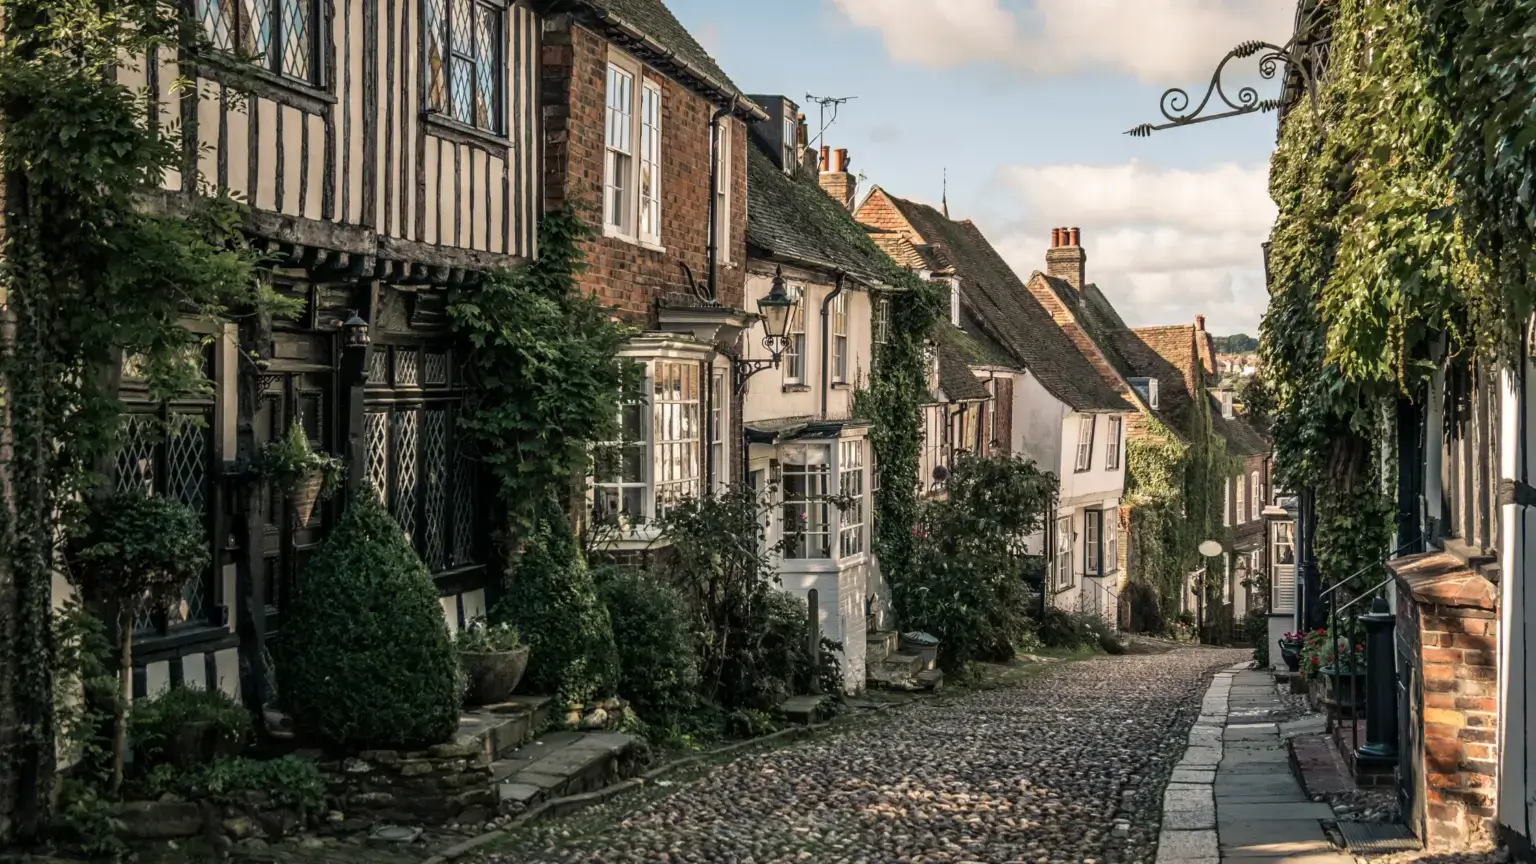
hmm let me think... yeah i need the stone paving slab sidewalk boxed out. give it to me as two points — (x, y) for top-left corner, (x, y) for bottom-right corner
(1157, 663), (1353, 864)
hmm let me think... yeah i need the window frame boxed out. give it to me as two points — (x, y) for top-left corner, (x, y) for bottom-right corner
(715, 121), (732, 263)
(1083, 509), (1102, 577)
(709, 366), (729, 494)
(651, 360), (702, 519)
(602, 50), (662, 246)
(782, 444), (832, 560)
(423, 0), (506, 134)
(1252, 470), (1263, 511)
(1105, 509), (1119, 574)
(1223, 476), (1232, 526)
(837, 439), (866, 559)
(783, 286), (806, 385)
(198, 0), (326, 87)
(1074, 415), (1095, 472)
(873, 297), (891, 346)
(1052, 515), (1075, 591)
(831, 291), (849, 383)
(1105, 415), (1122, 471)
(1236, 471), (1247, 523)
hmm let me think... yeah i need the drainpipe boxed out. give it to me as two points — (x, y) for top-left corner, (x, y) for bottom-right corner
(819, 273), (847, 419)
(707, 98), (737, 304)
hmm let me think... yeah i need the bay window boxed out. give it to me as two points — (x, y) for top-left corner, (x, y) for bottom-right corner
(782, 444), (831, 559)
(838, 440), (865, 558)
(593, 398), (647, 524)
(652, 361), (701, 517)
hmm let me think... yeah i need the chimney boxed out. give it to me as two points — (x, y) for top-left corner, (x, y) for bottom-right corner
(1195, 314), (1206, 332)
(819, 146), (856, 212)
(1045, 225), (1087, 290)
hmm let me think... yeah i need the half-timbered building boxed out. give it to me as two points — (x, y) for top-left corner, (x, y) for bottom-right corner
(113, 0), (542, 710)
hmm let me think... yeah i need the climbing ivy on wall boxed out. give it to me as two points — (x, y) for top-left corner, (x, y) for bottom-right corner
(0, 0), (272, 838)
(448, 210), (639, 542)
(862, 271), (945, 595)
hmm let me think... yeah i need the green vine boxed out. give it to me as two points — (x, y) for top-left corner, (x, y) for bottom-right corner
(0, 0), (273, 836)
(447, 210), (638, 540)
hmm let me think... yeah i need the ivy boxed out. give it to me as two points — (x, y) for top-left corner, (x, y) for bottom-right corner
(448, 210), (638, 541)
(0, 0), (272, 835)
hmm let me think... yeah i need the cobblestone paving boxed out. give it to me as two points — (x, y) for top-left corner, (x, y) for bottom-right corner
(483, 648), (1247, 864)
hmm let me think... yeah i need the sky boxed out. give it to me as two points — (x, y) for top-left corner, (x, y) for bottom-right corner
(665, 0), (1292, 335)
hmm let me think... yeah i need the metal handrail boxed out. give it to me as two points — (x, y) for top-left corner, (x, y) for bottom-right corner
(1336, 576), (1394, 615)
(1319, 536), (1422, 598)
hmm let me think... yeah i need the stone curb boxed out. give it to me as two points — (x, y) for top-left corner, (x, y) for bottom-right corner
(421, 692), (944, 863)
(1152, 662), (1242, 863)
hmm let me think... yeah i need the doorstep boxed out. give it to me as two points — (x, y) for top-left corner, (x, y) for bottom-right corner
(493, 730), (640, 813)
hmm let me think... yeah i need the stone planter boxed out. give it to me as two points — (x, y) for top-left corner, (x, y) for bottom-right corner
(461, 646), (529, 706)
(1322, 667), (1365, 719)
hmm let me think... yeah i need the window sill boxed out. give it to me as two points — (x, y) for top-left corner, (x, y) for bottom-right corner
(196, 57), (334, 115)
(831, 382), (852, 390)
(423, 112), (511, 152)
(602, 225), (666, 254)
(782, 383), (811, 393)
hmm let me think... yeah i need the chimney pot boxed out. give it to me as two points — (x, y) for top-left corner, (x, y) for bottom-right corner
(833, 148), (850, 173)
(1051, 228), (1062, 247)
(1196, 314), (1206, 331)
(819, 145), (830, 172)
(1070, 227), (1081, 247)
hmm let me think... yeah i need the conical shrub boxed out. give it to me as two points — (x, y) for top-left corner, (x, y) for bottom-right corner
(277, 490), (461, 750)
(494, 513), (618, 704)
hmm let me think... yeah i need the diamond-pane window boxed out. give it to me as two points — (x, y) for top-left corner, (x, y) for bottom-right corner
(423, 409), (449, 569)
(364, 411), (389, 503)
(426, 0), (502, 133)
(424, 353), (449, 385)
(396, 349), (420, 387)
(199, 0), (319, 85)
(368, 347), (390, 386)
(391, 410), (420, 538)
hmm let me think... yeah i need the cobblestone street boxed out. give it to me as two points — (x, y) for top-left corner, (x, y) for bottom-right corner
(480, 648), (1246, 864)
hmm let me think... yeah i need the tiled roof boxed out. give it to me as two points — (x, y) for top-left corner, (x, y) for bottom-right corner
(1123, 324), (1201, 431)
(932, 324), (992, 402)
(744, 146), (893, 284)
(932, 319), (1011, 375)
(857, 189), (1132, 414)
(865, 227), (941, 272)
(1210, 405), (1269, 457)
(571, 0), (760, 112)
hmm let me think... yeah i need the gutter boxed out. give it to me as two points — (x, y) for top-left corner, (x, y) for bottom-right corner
(819, 272), (847, 419)
(585, 8), (769, 121)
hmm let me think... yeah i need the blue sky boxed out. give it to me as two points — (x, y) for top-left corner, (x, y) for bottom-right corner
(666, 0), (1292, 335)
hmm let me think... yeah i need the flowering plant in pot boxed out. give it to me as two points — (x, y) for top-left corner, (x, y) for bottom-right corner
(252, 422), (344, 525)
(1278, 630), (1304, 672)
(457, 619), (529, 706)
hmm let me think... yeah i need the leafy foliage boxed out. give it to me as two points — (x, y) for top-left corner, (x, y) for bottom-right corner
(1210, 334), (1258, 353)
(277, 492), (462, 751)
(896, 452), (1057, 671)
(455, 618), (522, 653)
(251, 422), (345, 496)
(448, 211), (638, 537)
(51, 599), (116, 786)
(128, 686), (251, 772)
(494, 504), (620, 704)
(595, 566), (699, 734)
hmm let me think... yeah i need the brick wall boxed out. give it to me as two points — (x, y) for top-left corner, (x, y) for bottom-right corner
(1394, 554), (1501, 851)
(539, 16), (746, 324)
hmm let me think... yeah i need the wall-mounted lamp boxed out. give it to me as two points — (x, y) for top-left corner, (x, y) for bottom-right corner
(734, 267), (795, 395)
(341, 311), (371, 387)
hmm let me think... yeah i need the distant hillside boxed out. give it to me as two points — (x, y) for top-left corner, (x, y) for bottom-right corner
(1212, 333), (1258, 353)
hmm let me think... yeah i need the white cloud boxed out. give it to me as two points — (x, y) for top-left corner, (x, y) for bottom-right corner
(828, 0), (1292, 83)
(980, 160), (1274, 333)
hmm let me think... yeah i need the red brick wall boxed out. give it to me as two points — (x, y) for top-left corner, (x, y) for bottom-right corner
(1412, 599), (1500, 848)
(539, 17), (746, 324)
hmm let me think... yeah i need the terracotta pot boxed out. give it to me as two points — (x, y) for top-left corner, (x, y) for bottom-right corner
(289, 471), (325, 526)
(461, 646), (530, 706)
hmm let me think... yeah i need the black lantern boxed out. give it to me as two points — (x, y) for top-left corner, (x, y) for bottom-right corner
(756, 267), (793, 356)
(342, 312), (371, 348)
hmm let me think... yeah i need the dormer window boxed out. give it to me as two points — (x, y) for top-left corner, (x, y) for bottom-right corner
(782, 112), (797, 174)
(1129, 377), (1160, 409)
(1218, 389), (1234, 419)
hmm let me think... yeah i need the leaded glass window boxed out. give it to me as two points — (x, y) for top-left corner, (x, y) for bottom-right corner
(196, 0), (319, 84)
(426, 0), (504, 133)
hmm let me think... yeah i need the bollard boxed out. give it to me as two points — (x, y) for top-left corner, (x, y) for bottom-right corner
(1357, 596), (1398, 763)
(806, 588), (821, 695)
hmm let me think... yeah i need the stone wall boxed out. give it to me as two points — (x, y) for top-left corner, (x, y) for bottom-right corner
(319, 746), (498, 828)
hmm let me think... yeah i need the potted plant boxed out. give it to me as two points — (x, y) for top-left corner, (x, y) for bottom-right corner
(253, 422), (344, 525)
(457, 619), (529, 706)
(1278, 630), (1304, 672)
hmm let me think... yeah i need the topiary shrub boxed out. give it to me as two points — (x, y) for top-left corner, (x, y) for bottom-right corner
(495, 510), (618, 704)
(595, 566), (698, 732)
(276, 490), (461, 751)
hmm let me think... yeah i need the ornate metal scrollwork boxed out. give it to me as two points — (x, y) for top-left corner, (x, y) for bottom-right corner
(1126, 1), (1331, 136)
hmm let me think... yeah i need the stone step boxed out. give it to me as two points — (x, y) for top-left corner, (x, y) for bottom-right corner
(867, 652), (924, 689)
(457, 695), (555, 761)
(777, 694), (829, 725)
(495, 730), (640, 815)
(914, 669), (944, 692)
(866, 630), (899, 664)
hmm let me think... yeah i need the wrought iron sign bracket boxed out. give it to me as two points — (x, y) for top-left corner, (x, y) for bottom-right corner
(1126, 1), (1331, 137)
(734, 356), (781, 397)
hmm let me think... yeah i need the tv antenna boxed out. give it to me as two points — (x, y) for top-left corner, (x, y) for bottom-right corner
(805, 94), (856, 150)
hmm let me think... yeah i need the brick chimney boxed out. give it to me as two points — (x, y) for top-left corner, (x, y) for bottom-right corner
(819, 147), (856, 212)
(1046, 226), (1086, 290)
(1195, 314), (1206, 332)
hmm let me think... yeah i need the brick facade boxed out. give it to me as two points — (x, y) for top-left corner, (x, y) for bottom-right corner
(1393, 552), (1501, 850)
(539, 16), (747, 323)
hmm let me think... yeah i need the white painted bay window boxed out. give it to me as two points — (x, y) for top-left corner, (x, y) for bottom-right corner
(782, 444), (831, 559)
(652, 361), (701, 517)
(593, 396), (648, 524)
(1084, 509), (1102, 576)
(838, 439), (865, 558)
